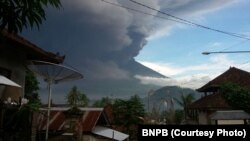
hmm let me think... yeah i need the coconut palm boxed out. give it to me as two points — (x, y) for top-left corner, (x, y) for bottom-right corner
(174, 93), (195, 119)
(0, 0), (61, 33)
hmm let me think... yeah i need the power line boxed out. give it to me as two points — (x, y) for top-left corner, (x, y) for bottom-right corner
(101, 0), (193, 26)
(220, 40), (249, 51)
(129, 0), (250, 40)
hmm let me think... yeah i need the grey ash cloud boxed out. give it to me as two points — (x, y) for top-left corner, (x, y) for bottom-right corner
(22, 0), (236, 103)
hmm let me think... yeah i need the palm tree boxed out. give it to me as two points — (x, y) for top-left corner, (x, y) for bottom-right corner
(0, 0), (61, 33)
(174, 93), (195, 120)
(66, 86), (89, 107)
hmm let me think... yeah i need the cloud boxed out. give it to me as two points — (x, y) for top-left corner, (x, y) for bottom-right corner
(82, 59), (130, 80)
(22, 0), (238, 81)
(148, 0), (237, 39)
(20, 0), (241, 103)
(136, 54), (244, 89)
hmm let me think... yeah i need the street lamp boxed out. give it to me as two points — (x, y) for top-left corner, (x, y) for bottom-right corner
(202, 51), (250, 55)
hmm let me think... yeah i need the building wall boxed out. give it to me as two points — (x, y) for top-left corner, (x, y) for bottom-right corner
(217, 120), (245, 125)
(82, 135), (100, 141)
(198, 111), (209, 124)
(0, 44), (26, 101)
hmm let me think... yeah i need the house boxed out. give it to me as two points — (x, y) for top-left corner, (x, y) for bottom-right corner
(0, 30), (64, 102)
(188, 67), (250, 124)
(36, 106), (129, 141)
(0, 30), (65, 141)
(210, 110), (250, 125)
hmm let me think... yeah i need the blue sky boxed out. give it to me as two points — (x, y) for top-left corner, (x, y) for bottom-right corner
(135, 0), (250, 89)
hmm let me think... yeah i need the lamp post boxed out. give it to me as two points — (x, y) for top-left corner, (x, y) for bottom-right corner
(202, 51), (250, 55)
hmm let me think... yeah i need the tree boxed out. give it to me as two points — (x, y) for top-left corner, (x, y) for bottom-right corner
(24, 70), (41, 110)
(220, 82), (250, 113)
(25, 70), (39, 101)
(92, 96), (113, 107)
(0, 0), (61, 33)
(113, 95), (145, 139)
(66, 86), (89, 107)
(174, 93), (195, 119)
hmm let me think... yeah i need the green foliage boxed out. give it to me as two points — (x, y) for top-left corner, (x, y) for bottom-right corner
(174, 93), (195, 108)
(92, 96), (113, 107)
(113, 95), (145, 139)
(174, 93), (195, 119)
(3, 106), (32, 141)
(66, 86), (89, 107)
(0, 0), (61, 33)
(220, 82), (250, 112)
(25, 70), (41, 111)
(174, 110), (184, 124)
(25, 71), (40, 100)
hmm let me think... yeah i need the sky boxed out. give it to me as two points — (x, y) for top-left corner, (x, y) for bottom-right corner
(134, 0), (250, 88)
(22, 0), (250, 103)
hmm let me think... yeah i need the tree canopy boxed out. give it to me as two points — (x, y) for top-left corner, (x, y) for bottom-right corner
(0, 0), (61, 33)
(66, 86), (89, 107)
(92, 96), (113, 107)
(112, 95), (145, 139)
(220, 82), (250, 112)
(24, 70), (41, 110)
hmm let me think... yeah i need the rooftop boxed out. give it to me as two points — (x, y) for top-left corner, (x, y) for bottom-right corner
(1, 30), (65, 63)
(188, 92), (231, 110)
(211, 110), (250, 120)
(197, 67), (250, 92)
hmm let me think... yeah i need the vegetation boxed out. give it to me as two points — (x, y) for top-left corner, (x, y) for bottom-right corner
(174, 110), (184, 124)
(113, 95), (145, 139)
(0, 0), (61, 33)
(174, 93), (195, 119)
(92, 96), (113, 107)
(2, 70), (39, 141)
(24, 70), (41, 111)
(66, 86), (89, 107)
(221, 82), (250, 112)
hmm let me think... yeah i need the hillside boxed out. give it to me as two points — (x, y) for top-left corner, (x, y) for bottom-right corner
(142, 86), (202, 112)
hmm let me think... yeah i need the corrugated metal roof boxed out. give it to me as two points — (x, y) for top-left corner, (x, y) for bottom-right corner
(92, 126), (129, 141)
(38, 111), (65, 131)
(82, 111), (102, 132)
(37, 107), (106, 132)
(211, 110), (250, 120)
(40, 107), (103, 111)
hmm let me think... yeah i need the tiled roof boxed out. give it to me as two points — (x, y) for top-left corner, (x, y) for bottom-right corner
(188, 92), (231, 110)
(197, 67), (250, 92)
(1, 30), (64, 63)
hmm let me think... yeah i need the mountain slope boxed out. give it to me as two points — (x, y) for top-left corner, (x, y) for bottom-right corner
(142, 86), (202, 111)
